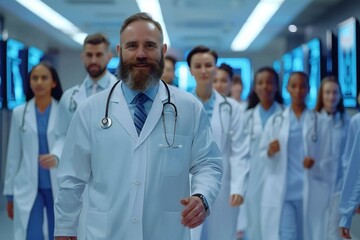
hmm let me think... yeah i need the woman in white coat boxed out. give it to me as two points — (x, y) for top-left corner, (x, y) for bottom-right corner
(3, 62), (63, 240)
(260, 71), (311, 240)
(302, 76), (350, 240)
(187, 45), (247, 240)
(240, 66), (284, 240)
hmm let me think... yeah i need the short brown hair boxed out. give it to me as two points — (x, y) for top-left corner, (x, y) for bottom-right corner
(120, 12), (163, 43)
(83, 33), (110, 50)
(186, 45), (218, 67)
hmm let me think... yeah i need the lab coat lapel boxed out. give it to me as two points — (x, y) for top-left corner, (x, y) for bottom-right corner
(137, 82), (167, 146)
(252, 105), (262, 133)
(72, 83), (87, 106)
(47, 98), (57, 136)
(27, 99), (37, 133)
(110, 82), (138, 141)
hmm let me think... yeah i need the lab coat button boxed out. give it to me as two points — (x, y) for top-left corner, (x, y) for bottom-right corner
(135, 180), (141, 185)
(132, 217), (138, 222)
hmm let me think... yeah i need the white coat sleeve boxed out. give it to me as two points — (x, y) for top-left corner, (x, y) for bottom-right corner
(342, 114), (359, 171)
(339, 129), (360, 229)
(229, 104), (250, 196)
(3, 108), (23, 197)
(189, 103), (223, 208)
(51, 92), (73, 159)
(54, 103), (92, 236)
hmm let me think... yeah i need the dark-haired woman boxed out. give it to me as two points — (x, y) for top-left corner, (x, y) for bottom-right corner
(4, 61), (63, 240)
(303, 76), (350, 240)
(259, 72), (312, 240)
(239, 67), (283, 240)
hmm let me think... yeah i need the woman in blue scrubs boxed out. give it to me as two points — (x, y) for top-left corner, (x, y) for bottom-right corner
(260, 72), (311, 240)
(3, 62), (63, 240)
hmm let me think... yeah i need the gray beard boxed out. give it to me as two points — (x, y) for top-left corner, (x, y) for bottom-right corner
(117, 53), (164, 91)
(120, 69), (159, 91)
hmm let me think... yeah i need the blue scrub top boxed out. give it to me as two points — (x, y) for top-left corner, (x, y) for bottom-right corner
(37, 104), (52, 189)
(285, 108), (305, 200)
(192, 91), (215, 119)
(259, 103), (278, 127)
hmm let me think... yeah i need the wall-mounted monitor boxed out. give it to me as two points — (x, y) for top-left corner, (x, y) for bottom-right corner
(6, 38), (27, 110)
(292, 46), (306, 72)
(338, 17), (359, 108)
(305, 38), (322, 109)
(175, 58), (252, 100)
(107, 57), (119, 76)
(0, 40), (5, 108)
(27, 46), (44, 72)
(281, 52), (293, 105)
(279, 41), (321, 109)
(325, 30), (338, 76)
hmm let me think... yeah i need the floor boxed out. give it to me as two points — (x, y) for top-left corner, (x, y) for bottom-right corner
(1, 204), (360, 240)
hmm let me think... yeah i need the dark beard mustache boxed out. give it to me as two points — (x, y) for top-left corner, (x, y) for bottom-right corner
(86, 64), (107, 79)
(117, 53), (164, 91)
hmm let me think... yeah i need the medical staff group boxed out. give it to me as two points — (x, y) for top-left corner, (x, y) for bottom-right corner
(3, 12), (360, 240)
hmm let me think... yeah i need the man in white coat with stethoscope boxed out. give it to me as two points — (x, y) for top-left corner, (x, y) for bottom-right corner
(52, 33), (117, 159)
(54, 12), (223, 240)
(51, 33), (117, 239)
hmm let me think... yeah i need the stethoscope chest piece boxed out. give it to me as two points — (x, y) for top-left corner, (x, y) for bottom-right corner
(100, 117), (112, 129)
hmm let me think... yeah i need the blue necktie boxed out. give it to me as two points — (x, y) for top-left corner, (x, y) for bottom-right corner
(134, 93), (149, 135)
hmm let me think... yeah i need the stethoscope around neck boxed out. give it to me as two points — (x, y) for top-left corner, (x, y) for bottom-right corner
(100, 80), (181, 148)
(218, 94), (233, 135)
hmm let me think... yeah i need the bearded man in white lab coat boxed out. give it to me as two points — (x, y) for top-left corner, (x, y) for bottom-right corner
(54, 12), (223, 240)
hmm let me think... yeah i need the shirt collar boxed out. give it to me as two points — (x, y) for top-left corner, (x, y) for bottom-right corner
(85, 71), (112, 89)
(121, 82), (160, 104)
(191, 90), (215, 104)
(259, 102), (276, 114)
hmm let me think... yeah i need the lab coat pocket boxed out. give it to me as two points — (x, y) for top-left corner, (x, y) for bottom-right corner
(160, 135), (188, 176)
(86, 210), (108, 239)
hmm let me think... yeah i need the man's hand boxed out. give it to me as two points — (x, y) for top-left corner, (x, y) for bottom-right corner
(39, 154), (58, 169)
(267, 140), (280, 157)
(303, 157), (315, 169)
(7, 201), (14, 219)
(355, 206), (360, 214)
(339, 227), (351, 239)
(55, 237), (77, 240)
(230, 194), (244, 207)
(180, 196), (207, 228)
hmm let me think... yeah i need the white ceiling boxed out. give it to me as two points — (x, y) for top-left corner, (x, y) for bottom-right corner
(0, 0), (344, 56)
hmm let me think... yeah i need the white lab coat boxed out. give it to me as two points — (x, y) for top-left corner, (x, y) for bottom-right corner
(3, 98), (59, 240)
(52, 71), (117, 158)
(239, 102), (283, 240)
(51, 72), (117, 239)
(191, 90), (248, 240)
(339, 113), (360, 229)
(54, 82), (223, 240)
(259, 106), (312, 240)
(303, 110), (350, 240)
(342, 112), (360, 171)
